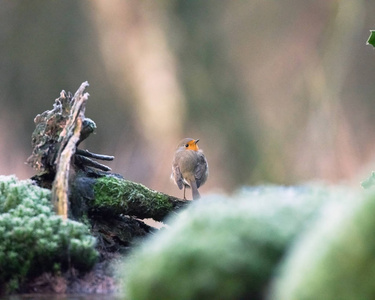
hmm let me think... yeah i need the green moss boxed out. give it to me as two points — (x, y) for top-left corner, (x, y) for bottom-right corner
(0, 175), (98, 293)
(93, 176), (173, 220)
(270, 189), (375, 300)
(93, 176), (128, 209)
(121, 186), (339, 300)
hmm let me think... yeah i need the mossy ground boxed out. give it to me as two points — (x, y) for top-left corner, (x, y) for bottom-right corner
(0, 175), (98, 294)
(122, 185), (375, 300)
(121, 185), (342, 300)
(270, 189), (375, 300)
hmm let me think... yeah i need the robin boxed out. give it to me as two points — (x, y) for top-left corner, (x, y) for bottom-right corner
(171, 138), (208, 200)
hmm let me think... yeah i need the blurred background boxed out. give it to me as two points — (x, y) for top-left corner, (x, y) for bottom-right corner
(0, 0), (374, 198)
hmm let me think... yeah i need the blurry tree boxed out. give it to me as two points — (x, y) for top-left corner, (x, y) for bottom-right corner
(167, 1), (261, 189)
(88, 0), (186, 191)
(1, 0), (375, 194)
(0, 0), (127, 178)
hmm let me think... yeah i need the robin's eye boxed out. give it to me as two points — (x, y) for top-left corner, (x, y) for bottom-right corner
(185, 144), (189, 148)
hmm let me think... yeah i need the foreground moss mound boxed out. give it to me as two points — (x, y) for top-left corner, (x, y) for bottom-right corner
(122, 186), (349, 300)
(270, 189), (375, 300)
(0, 175), (98, 293)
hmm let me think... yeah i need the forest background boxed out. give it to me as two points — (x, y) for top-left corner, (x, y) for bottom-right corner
(0, 0), (374, 198)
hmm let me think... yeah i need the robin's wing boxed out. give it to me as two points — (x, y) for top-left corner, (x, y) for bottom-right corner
(172, 164), (184, 190)
(195, 153), (208, 188)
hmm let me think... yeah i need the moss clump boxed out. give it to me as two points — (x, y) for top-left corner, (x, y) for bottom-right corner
(0, 175), (98, 293)
(121, 186), (341, 300)
(269, 189), (375, 300)
(93, 176), (173, 220)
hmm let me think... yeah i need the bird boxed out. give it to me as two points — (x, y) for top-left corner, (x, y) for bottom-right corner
(171, 138), (208, 200)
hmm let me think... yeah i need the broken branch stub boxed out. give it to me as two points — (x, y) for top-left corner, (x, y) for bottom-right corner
(52, 81), (90, 219)
(27, 82), (94, 218)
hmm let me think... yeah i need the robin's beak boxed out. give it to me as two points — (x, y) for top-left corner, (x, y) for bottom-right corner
(194, 139), (200, 144)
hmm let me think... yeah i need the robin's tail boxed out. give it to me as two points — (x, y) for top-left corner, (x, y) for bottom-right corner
(190, 180), (201, 200)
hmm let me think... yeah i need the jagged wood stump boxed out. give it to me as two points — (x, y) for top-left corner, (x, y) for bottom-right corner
(27, 82), (189, 252)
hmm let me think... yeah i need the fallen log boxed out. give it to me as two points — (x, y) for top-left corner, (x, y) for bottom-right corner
(28, 82), (189, 251)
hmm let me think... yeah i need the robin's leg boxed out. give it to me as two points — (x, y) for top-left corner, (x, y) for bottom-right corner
(183, 185), (186, 200)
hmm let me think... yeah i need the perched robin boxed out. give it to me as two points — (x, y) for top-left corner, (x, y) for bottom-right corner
(171, 138), (208, 200)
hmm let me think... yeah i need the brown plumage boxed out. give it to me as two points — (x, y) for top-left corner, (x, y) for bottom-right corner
(171, 138), (208, 200)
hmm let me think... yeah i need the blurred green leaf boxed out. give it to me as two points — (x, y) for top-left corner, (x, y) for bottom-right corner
(361, 171), (375, 189)
(366, 30), (375, 47)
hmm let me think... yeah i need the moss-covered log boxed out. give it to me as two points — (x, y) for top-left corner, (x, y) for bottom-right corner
(28, 82), (188, 225)
(71, 171), (188, 223)
(93, 176), (187, 221)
